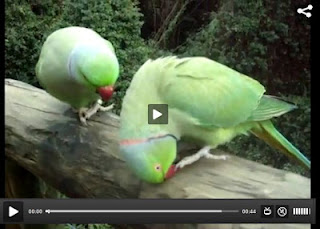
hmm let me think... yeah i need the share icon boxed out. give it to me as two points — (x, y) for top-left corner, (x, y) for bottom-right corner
(297, 4), (313, 18)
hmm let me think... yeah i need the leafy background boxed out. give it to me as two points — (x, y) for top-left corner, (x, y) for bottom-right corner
(5, 0), (311, 228)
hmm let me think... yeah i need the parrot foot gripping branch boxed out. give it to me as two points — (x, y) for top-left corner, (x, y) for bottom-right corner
(78, 100), (114, 126)
(175, 146), (229, 170)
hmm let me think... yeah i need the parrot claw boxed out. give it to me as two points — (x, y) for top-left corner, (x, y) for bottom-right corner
(84, 100), (114, 119)
(175, 146), (228, 169)
(78, 108), (89, 126)
(80, 117), (88, 126)
(77, 100), (114, 125)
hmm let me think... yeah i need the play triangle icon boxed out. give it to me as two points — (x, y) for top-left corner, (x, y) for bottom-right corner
(9, 206), (19, 217)
(152, 109), (162, 120)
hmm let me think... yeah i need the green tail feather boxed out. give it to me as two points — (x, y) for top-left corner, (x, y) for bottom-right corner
(251, 120), (310, 169)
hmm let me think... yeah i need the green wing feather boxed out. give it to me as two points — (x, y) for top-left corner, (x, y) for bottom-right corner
(248, 95), (297, 121)
(160, 57), (266, 127)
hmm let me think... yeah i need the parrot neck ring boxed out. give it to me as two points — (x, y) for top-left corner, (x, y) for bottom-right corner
(68, 49), (78, 80)
(67, 51), (92, 85)
(68, 55), (74, 79)
(120, 134), (178, 145)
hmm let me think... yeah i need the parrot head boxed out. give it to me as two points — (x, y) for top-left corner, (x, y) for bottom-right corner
(71, 43), (120, 101)
(120, 134), (178, 183)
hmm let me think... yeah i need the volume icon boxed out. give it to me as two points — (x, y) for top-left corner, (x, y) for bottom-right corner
(293, 208), (310, 216)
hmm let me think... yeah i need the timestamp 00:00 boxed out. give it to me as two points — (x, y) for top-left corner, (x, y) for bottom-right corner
(28, 208), (44, 214)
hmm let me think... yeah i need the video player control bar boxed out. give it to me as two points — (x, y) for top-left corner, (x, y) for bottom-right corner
(45, 209), (239, 213)
(0, 199), (316, 224)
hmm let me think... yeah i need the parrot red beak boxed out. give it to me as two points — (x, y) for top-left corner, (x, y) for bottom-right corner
(165, 164), (178, 180)
(97, 85), (114, 101)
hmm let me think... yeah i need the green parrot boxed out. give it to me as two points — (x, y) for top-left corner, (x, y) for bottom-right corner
(119, 56), (310, 184)
(36, 26), (120, 125)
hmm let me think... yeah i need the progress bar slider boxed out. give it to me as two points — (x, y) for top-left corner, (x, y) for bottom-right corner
(45, 209), (239, 214)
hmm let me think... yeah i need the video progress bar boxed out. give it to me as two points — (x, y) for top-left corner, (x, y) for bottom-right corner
(0, 199), (316, 224)
(45, 209), (239, 214)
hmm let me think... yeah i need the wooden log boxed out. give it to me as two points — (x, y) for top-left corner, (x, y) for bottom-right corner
(5, 79), (311, 229)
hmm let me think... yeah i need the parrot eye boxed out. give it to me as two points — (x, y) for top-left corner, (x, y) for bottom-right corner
(154, 164), (162, 172)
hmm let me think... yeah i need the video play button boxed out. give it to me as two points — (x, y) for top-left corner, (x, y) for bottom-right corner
(3, 201), (24, 223)
(9, 206), (19, 217)
(148, 104), (168, 124)
(153, 109), (162, 120)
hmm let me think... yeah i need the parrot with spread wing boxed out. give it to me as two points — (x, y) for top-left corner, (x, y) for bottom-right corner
(119, 56), (310, 183)
(36, 26), (119, 125)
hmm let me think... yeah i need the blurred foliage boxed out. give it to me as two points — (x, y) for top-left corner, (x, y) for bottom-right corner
(175, 0), (310, 96)
(5, 0), (310, 180)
